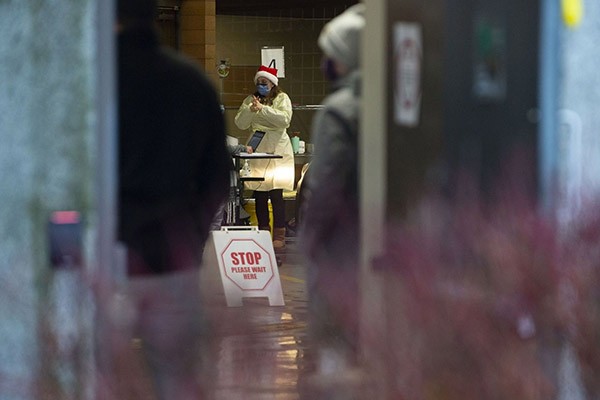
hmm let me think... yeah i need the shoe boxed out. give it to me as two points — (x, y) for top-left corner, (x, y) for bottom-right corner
(273, 227), (286, 249)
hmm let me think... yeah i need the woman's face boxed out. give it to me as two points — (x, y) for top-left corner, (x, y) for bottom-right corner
(256, 77), (274, 90)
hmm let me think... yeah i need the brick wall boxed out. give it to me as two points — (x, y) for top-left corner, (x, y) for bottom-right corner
(180, 0), (217, 83)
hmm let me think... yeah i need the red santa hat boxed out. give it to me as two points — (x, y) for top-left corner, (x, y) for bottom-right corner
(254, 65), (279, 86)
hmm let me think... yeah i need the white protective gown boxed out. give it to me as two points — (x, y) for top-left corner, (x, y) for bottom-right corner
(234, 92), (295, 191)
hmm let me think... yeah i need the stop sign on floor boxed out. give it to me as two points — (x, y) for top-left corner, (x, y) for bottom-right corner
(221, 238), (275, 291)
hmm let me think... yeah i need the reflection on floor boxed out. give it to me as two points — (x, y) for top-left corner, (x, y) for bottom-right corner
(199, 240), (314, 400)
(96, 241), (317, 400)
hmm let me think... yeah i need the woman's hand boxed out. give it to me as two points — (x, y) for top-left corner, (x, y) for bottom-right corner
(250, 96), (263, 112)
(246, 146), (254, 154)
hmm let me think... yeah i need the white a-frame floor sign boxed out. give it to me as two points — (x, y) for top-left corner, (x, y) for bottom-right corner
(202, 226), (285, 307)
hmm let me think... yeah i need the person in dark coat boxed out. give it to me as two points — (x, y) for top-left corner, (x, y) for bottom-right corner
(115, 0), (230, 398)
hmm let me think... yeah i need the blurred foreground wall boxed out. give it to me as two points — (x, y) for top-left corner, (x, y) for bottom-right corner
(0, 1), (97, 398)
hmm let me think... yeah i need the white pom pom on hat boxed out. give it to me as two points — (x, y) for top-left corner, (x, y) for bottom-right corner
(254, 65), (279, 86)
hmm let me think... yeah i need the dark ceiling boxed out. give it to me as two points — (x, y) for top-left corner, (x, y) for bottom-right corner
(216, 0), (358, 17)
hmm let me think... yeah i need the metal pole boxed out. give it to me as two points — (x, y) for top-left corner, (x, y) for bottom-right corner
(538, 0), (561, 214)
(94, 1), (118, 397)
(96, 0), (118, 279)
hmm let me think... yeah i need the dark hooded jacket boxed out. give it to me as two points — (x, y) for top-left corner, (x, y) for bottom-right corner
(118, 26), (230, 275)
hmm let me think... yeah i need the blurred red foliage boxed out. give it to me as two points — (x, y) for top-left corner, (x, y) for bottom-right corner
(377, 171), (563, 400)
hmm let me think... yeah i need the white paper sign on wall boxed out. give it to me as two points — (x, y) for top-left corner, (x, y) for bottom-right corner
(261, 46), (285, 78)
(394, 23), (422, 127)
(201, 227), (285, 307)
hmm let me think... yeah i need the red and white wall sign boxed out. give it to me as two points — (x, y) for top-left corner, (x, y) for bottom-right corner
(202, 227), (284, 307)
(394, 22), (423, 127)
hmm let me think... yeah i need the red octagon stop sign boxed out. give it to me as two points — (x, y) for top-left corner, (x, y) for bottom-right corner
(220, 238), (275, 291)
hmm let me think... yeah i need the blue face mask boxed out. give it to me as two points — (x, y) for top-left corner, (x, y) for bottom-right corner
(257, 84), (270, 97)
(321, 57), (339, 82)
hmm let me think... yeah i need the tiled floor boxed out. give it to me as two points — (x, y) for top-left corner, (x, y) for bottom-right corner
(199, 241), (315, 400)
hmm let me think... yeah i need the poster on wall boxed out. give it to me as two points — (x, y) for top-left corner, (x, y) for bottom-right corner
(394, 22), (422, 128)
(261, 46), (285, 78)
